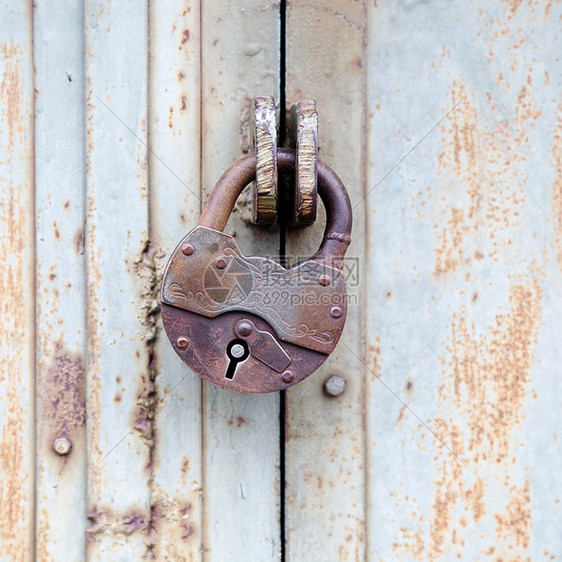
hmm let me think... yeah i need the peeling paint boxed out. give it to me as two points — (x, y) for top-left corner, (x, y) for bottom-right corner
(87, 507), (149, 539)
(133, 240), (164, 557)
(41, 342), (85, 455)
(133, 240), (162, 457)
(145, 490), (199, 559)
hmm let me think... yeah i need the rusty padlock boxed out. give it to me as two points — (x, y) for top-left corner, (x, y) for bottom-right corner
(160, 148), (352, 393)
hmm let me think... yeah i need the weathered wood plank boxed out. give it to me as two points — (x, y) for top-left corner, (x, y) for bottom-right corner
(148, 1), (203, 558)
(0, 3), (35, 560)
(284, 2), (368, 560)
(33, 1), (87, 560)
(200, 1), (282, 559)
(84, 1), (152, 557)
(366, 1), (562, 559)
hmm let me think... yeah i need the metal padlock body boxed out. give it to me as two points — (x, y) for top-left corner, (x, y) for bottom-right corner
(161, 149), (352, 393)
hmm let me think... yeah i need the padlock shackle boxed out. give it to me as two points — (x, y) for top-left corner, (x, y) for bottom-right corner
(198, 148), (352, 269)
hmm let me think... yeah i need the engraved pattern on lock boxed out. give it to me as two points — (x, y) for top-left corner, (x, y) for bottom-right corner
(160, 148), (352, 394)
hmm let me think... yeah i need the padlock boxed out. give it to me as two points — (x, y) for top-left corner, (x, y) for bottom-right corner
(160, 148), (352, 393)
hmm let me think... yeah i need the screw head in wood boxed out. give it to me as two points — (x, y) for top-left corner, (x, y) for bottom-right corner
(324, 375), (346, 397)
(52, 437), (72, 456)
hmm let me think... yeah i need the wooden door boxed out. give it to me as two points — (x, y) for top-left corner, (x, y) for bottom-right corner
(1, 1), (561, 560)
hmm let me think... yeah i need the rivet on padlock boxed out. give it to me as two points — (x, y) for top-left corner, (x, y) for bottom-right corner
(160, 148), (352, 394)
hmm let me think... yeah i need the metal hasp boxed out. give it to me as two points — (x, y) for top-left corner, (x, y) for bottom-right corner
(289, 100), (318, 226)
(161, 148), (352, 393)
(251, 96), (319, 226)
(252, 96), (278, 224)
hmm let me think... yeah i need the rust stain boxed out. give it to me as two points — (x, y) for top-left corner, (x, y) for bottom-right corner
(83, 74), (105, 512)
(85, 238), (170, 557)
(133, 239), (161, 457)
(0, 36), (33, 558)
(74, 229), (85, 255)
(0, 390), (30, 553)
(86, 507), (148, 540)
(434, 81), (479, 275)
(394, 2), (554, 559)
(368, 339), (381, 380)
(168, 105), (174, 129)
(146, 487), (199, 558)
(504, 0), (525, 16)
(428, 280), (541, 559)
(0, 42), (24, 148)
(552, 104), (562, 272)
(396, 405), (406, 427)
(41, 341), (85, 445)
(393, 527), (425, 560)
(134, 242), (164, 556)
(434, 78), (540, 275)
(36, 504), (51, 562)
(226, 414), (247, 428)
(494, 479), (532, 549)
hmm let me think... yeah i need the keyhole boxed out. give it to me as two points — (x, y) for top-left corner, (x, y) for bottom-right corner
(225, 339), (249, 379)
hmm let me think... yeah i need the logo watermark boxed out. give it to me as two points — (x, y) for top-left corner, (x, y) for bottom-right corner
(201, 253), (361, 306)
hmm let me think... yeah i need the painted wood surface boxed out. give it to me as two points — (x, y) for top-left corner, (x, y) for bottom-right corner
(149, 1), (203, 559)
(1, 1), (561, 560)
(34, 1), (87, 559)
(84, 0), (152, 557)
(284, 2), (367, 560)
(200, 2), (281, 559)
(0, 2), (34, 560)
(366, 0), (562, 559)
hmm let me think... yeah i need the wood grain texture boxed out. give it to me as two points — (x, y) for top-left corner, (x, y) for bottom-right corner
(84, 1), (152, 557)
(366, 1), (562, 559)
(200, 1), (282, 559)
(149, 1), (203, 558)
(0, 2), (35, 559)
(34, 1), (87, 559)
(284, 2), (367, 560)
